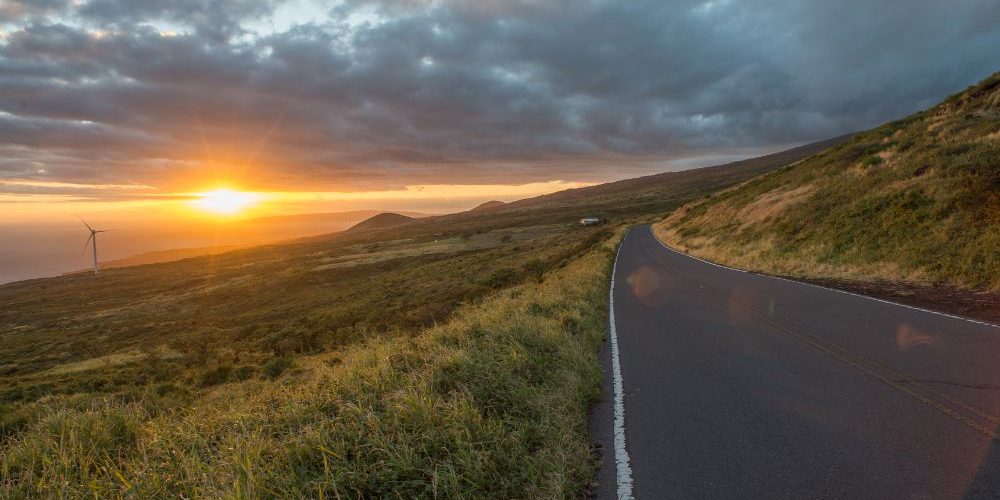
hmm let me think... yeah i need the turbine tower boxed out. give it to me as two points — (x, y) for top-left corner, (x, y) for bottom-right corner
(80, 219), (108, 275)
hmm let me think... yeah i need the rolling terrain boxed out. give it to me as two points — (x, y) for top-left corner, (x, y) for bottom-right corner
(655, 71), (1000, 294)
(99, 211), (434, 271)
(0, 137), (842, 497)
(361, 136), (849, 241)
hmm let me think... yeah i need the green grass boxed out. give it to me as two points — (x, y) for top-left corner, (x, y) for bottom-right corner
(0, 230), (621, 498)
(0, 221), (613, 447)
(0, 130), (833, 496)
(1, 229), (615, 442)
(656, 70), (1000, 290)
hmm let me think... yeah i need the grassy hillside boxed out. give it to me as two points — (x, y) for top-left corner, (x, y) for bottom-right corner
(655, 71), (1000, 290)
(0, 233), (619, 498)
(508, 137), (848, 216)
(0, 223), (605, 401)
(0, 138), (840, 497)
(101, 243), (253, 269)
(369, 136), (848, 240)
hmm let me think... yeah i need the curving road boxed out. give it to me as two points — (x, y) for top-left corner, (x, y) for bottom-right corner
(590, 226), (1000, 500)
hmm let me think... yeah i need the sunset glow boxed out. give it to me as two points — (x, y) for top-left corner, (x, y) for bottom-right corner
(191, 189), (262, 215)
(0, 0), (997, 496)
(0, 181), (600, 223)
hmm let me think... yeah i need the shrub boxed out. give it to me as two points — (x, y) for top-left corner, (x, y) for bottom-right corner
(262, 356), (293, 380)
(484, 268), (518, 288)
(525, 258), (546, 283)
(861, 155), (884, 166)
(233, 365), (255, 381)
(183, 338), (211, 366)
(199, 365), (232, 387)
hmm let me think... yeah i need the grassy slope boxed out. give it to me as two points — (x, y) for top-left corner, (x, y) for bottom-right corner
(0, 227), (599, 376)
(0, 138), (840, 497)
(102, 243), (253, 268)
(655, 71), (1000, 290)
(0, 234), (618, 498)
(424, 136), (848, 232)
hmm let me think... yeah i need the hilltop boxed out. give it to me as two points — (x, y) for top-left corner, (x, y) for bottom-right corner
(472, 200), (506, 211)
(346, 212), (418, 232)
(655, 71), (1000, 293)
(250, 209), (430, 225)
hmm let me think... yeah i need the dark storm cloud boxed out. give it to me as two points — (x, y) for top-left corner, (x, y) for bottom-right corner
(1, 0), (998, 194)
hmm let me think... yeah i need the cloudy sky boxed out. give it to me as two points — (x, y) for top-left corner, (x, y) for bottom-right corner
(1, 0), (999, 218)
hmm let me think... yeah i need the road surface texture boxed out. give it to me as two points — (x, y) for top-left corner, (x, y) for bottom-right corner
(590, 226), (1000, 500)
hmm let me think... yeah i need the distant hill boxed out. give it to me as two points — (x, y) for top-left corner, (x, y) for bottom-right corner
(347, 212), (418, 232)
(655, 71), (1000, 290)
(392, 135), (850, 236)
(471, 200), (505, 211)
(32, 139), (848, 285)
(250, 210), (431, 224)
(309, 137), (850, 249)
(509, 137), (849, 211)
(64, 210), (436, 277)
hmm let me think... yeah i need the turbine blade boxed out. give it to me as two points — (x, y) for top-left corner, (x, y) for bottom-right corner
(78, 216), (94, 232)
(82, 233), (94, 255)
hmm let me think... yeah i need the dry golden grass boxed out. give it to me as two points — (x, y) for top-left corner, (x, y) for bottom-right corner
(0, 230), (622, 499)
(653, 224), (930, 284)
(41, 346), (184, 377)
(734, 184), (815, 226)
(652, 72), (1000, 290)
(41, 350), (145, 376)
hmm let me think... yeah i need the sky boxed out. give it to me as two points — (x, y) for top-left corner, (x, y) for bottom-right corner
(1, 0), (999, 221)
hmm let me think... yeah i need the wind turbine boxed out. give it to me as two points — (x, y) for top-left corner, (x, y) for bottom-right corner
(80, 218), (108, 275)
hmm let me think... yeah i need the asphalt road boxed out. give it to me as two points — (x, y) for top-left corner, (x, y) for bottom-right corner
(590, 226), (1000, 500)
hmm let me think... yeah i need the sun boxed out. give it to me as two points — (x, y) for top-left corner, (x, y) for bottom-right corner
(192, 188), (261, 215)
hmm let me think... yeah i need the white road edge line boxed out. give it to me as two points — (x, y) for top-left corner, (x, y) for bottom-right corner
(647, 226), (746, 274)
(647, 226), (1000, 330)
(610, 228), (635, 500)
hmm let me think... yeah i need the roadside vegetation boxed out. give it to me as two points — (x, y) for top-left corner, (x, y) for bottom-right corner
(0, 233), (620, 498)
(655, 71), (1000, 290)
(0, 133), (834, 496)
(0, 223), (608, 438)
